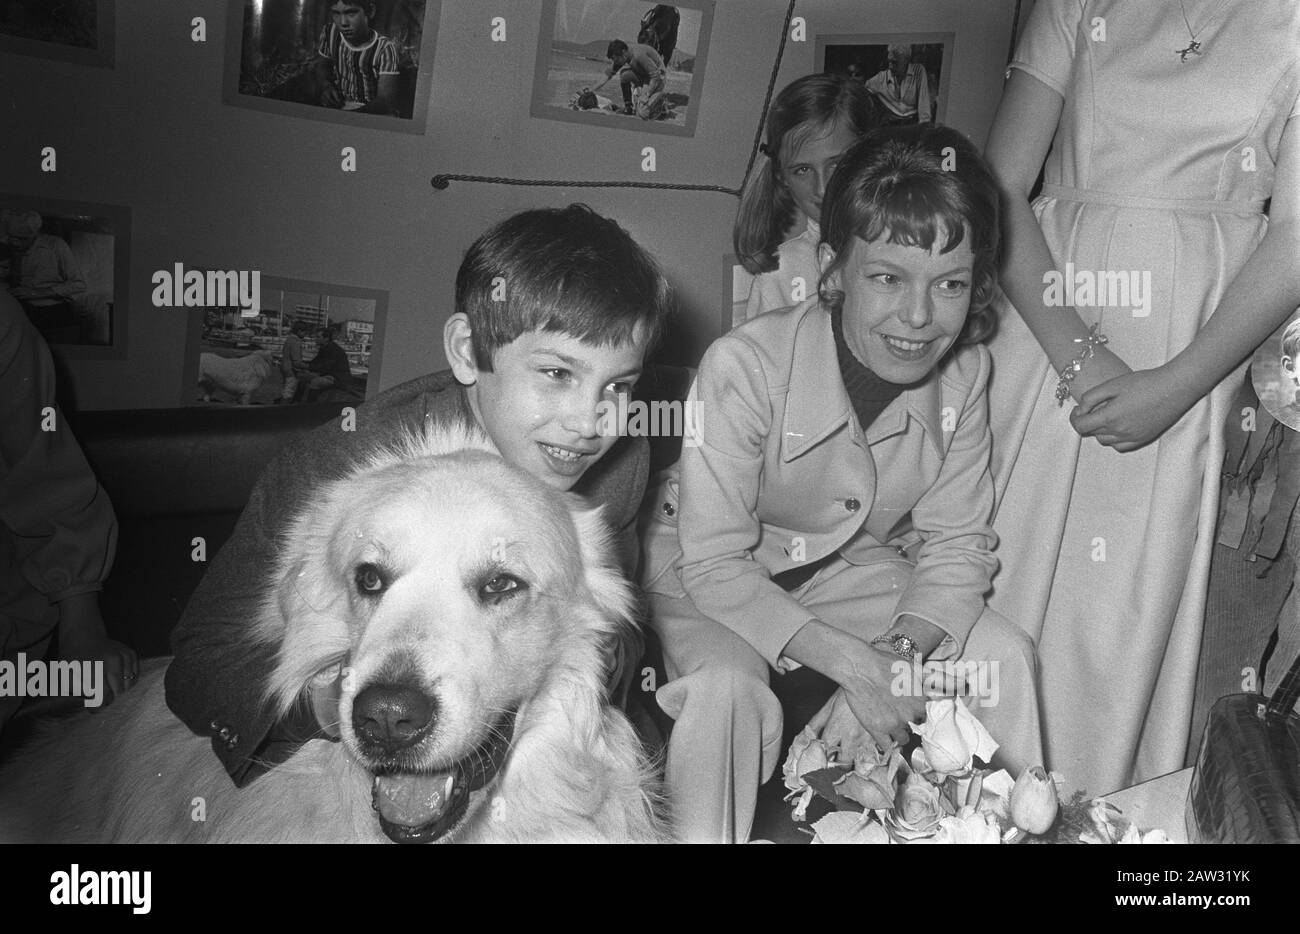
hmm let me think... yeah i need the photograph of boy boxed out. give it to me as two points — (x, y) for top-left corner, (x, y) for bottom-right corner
(237, 0), (423, 119)
(164, 205), (670, 792)
(0, 0), (98, 50)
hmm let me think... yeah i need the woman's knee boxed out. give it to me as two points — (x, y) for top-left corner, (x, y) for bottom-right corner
(656, 660), (778, 725)
(967, 608), (1038, 675)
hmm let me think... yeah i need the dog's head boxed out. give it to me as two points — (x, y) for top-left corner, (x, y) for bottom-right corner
(256, 423), (635, 843)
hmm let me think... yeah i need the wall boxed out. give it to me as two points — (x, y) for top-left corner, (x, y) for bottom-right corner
(0, 0), (1018, 411)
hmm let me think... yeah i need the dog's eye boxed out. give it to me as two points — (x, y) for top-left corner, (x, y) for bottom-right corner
(355, 563), (387, 596)
(479, 574), (526, 603)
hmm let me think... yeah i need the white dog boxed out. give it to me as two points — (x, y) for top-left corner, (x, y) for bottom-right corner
(198, 350), (273, 404)
(0, 424), (666, 843)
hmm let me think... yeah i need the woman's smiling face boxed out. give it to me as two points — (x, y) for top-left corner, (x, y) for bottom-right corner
(822, 232), (974, 384)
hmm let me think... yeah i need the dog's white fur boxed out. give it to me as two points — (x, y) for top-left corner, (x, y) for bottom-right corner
(0, 424), (666, 843)
(198, 350), (273, 404)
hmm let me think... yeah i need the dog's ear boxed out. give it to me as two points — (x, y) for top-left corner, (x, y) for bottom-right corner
(567, 503), (645, 707)
(253, 535), (353, 718)
(568, 503), (637, 629)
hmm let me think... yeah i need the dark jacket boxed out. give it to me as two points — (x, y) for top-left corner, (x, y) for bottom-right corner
(165, 370), (649, 786)
(308, 339), (352, 386)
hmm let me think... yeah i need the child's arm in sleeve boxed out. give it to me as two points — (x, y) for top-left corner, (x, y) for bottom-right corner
(164, 450), (327, 787)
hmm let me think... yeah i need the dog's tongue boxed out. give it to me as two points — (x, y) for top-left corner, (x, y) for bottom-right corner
(374, 772), (456, 828)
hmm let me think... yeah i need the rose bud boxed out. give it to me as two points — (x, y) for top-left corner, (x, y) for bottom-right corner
(1010, 765), (1059, 834)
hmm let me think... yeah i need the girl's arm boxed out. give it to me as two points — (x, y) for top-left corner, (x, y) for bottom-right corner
(984, 68), (1132, 397)
(1073, 120), (1300, 450)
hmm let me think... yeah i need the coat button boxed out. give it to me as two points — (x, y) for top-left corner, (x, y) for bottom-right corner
(662, 502), (676, 517)
(226, 734), (239, 749)
(845, 498), (861, 512)
(209, 719), (222, 732)
(217, 727), (232, 740)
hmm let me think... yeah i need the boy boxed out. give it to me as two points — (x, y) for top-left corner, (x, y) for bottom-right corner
(312, 1), (403, 115)
(166, 205), (670, 787)
(599, 39), (667, 120)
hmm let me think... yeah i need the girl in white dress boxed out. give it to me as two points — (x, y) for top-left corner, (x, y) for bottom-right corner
(984, 0), (1300, 794)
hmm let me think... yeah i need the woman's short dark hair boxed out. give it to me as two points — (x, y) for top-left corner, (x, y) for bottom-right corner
(819, 123), (1001, 344)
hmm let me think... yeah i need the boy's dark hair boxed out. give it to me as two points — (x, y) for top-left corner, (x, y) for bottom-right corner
(456, 204), (670, 371)
(819, 123), (1001, 344)
(332, 1), (377, 14)
(606, 39), (629, 60)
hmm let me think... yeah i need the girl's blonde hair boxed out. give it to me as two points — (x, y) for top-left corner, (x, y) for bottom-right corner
(733, 73), (881, 275)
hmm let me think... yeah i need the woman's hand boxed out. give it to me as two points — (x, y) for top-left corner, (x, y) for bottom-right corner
(835, 643), (927, 750)
(1070, 365), (1198, 452)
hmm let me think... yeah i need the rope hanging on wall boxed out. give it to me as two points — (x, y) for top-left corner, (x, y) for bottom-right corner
(430, 0), (797, 198)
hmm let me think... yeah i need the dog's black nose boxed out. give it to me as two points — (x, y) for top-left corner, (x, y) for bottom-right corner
(351, 683), (437, 754)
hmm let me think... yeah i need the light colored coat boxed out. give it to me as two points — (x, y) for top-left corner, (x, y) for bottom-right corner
(641, 299), (998, 669)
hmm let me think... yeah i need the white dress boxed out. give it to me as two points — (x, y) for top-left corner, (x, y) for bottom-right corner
(987, 0), (1300, 794)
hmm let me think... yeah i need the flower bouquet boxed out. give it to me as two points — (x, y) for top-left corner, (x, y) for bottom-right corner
(782, 696), (1169, 844)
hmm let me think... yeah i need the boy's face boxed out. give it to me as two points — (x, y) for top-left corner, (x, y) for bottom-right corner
(822, 233), (974, 385)
(330, 3), (372, 40)
(452, 325), (647, 492)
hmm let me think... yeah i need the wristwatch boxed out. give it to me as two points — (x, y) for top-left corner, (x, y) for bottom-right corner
(871, 631), (920, 661)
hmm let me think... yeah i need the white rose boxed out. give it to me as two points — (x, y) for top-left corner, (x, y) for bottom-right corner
(910, 698), (999, 778)
(932, 805), (1002, 844)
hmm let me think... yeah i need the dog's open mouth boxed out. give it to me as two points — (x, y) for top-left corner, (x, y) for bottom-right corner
(370, 708), (517, 844)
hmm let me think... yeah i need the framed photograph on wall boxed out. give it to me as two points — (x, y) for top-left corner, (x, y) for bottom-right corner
(224, 0), (440, 134)
(1, 195), (130, 358)
(182, 276), (388, 407)
(0, 0), (114, 67)
(532, 0), (714, 138)
(818, 33), (955, 126)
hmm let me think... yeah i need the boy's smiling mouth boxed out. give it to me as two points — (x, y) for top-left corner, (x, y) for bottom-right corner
(539, 442), (598, 476)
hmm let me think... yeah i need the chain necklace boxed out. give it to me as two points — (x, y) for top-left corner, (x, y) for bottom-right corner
(1176, 0), (1231, 62)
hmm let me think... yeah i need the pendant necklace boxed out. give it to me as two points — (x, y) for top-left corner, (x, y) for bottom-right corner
(1176, 0), (1230, 62)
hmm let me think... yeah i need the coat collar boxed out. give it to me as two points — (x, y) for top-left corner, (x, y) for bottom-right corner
(779, 302), (947, 463)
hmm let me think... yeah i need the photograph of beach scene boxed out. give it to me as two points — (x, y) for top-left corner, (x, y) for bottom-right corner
(532, 1), (713, 137)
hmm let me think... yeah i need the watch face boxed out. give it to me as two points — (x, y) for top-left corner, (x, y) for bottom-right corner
(875, 633), (916, 659)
